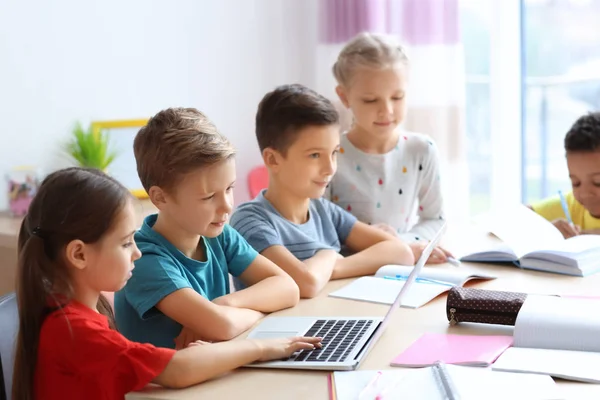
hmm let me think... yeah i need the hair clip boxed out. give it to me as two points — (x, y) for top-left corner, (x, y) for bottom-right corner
(32, 226), (45, 238)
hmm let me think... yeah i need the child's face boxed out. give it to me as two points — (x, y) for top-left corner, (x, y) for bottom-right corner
(337, 65), (408, 138)
(83, 200), (141, 292)
(164, 158), (236, 238)
(271, 125), (340, 199)
(567, 150), (600, 217)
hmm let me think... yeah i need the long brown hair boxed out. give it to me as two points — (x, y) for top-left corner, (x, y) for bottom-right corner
(12, 167), (131, 400)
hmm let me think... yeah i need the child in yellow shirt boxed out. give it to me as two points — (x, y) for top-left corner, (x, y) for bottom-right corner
(530, 112), (600, 237)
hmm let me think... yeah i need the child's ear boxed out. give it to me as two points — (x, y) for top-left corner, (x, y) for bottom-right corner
(336, 86), (350, 108)
(65, 239), (88, 271)
(148, 186), (168, 209)
(262, 148), (281, 172)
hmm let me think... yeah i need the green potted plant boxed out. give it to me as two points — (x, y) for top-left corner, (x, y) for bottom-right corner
(65, 122), (118, 171)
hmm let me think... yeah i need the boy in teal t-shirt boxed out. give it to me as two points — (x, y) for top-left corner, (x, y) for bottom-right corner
(115, 107), (299, 348)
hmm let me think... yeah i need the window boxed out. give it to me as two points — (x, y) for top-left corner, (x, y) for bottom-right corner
(523, 0), (600, 204)
(461, 0), (523, 213)
(460, 0), (493, 214)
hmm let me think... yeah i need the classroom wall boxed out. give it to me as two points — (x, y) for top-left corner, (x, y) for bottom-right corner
(0, 0), (319, 210)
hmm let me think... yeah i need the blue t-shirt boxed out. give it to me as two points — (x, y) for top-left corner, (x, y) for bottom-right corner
(230, 190), (357, 260)
(114, 214), (258, 348)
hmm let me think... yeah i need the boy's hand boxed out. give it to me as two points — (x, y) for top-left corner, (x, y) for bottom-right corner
(582, 228), (600, 235)
(251, 336), (323, 362)
(552, 219), (581, 238)
(175, 326), (205, 350)
(212, 295), (232, 307)
(372, 223), (397, 236)
(409, 242), (452, 265)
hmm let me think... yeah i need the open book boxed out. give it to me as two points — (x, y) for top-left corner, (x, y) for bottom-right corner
(330, 365), (560, 400)
(492, 295), (600, 383)
(460, 205), (600, 276)
(328, 265), (495, 309)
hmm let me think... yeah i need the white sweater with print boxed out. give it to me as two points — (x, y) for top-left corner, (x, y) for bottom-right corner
(328, 131), (445, 242)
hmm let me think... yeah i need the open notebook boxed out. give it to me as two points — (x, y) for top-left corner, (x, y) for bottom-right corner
(330, 364), (560, 400)
(328, 265), (495, 308)
(492, 295), (600, 383)
(460, 205), (600, 276)
(390, 333), (513, 367)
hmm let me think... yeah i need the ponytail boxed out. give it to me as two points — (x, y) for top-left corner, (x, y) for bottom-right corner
(12, 221), (55, 400)
(97, 294), (116, 330)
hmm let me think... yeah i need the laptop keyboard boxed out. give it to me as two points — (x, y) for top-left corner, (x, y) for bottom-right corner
(288, 319), (374, 363)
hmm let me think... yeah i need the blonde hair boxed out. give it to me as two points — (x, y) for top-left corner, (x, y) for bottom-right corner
(332, 32), (409, 87)
(134, 107), (235, 192)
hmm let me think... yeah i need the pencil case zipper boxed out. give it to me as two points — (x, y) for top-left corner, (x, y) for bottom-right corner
(448, 307), (516, 326)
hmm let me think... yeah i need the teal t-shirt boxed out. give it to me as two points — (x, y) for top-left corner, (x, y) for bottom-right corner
(114, 214), (258, 348)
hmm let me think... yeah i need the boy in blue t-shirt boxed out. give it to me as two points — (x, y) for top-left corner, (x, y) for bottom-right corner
(230, 85), (414, 298)
(115, 107), (299, 349)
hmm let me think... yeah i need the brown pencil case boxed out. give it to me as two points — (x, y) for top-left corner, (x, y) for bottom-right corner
(446, 287), (528, 326)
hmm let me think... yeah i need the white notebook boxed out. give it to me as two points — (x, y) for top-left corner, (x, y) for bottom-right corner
(459, 205), (600, 276)
(328, 265), (495, 308)
(492, 295), (600, 382)
(332, 364), (561, 400)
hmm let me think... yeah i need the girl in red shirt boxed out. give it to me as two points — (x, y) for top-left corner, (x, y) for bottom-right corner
(12, 167), (320, 400)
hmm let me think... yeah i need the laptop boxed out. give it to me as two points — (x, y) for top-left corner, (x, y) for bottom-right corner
(246, 222), (447, 371)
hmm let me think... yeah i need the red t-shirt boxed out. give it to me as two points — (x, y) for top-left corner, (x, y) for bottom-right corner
(35, 301), (176, 400)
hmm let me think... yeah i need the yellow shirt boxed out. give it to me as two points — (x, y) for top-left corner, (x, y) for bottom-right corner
(531, 191), (600, 231)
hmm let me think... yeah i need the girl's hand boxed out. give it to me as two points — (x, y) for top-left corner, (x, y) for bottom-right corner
(251, 336), (323, 362)
(187, 340), (211, 347)
(409, 242), (453, 265)
(552, 219), (581, 238)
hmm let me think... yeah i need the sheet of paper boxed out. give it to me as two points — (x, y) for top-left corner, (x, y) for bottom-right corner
(514, 295), (600, 352)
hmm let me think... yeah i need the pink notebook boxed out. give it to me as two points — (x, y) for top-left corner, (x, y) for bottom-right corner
(390, 333), (513, 368)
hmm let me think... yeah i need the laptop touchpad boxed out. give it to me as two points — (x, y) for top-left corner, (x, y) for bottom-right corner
(252, 331), (299, 339)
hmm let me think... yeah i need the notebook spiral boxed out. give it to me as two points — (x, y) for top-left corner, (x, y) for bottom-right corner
(433, 361), (461, 400)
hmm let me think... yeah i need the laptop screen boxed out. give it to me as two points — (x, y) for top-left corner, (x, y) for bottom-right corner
(387, 221), (447, 313)
(355, 222), (447, 362)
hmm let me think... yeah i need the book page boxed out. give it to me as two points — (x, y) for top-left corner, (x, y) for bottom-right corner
(448, 364), (560, 400)
(493, 347), (600, 383)
(514, 295), (600, 352)
(375, 265), (496, 286)
(333, 369), (443, 400)
(328, 276), (451, 308)
(333, 366), (559, 400)
(525, 234), (600, 258)
(483, 204), (564, 258)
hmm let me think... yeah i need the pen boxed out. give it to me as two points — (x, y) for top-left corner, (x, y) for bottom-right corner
(383, 275), (454, 287)
(358, 370), (382, 399)
(447, 257), (461, 267)
(558, 190), (573, 225)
